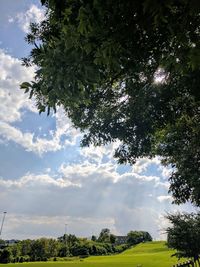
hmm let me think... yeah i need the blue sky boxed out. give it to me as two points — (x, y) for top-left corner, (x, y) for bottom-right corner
(0, 0), (193, 240)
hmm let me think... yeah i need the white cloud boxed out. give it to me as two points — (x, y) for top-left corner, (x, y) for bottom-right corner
(59, 160), (161, 185)
(9, 4), (46, 33)
(0, 120), (79, 156)
(59, 161), (119, 183)
(0, 158), (186, 240)
(134, 173), (160, 183)
(54, 108), (81, 146)
(45, 168), (51, 173)
(2, 214), (116, 240)
(8, 17), (14, 23)
(80, 146), (108, 163)
(0, 173), (80, 189)
(80, 141), (120, 164)
(157, 195), (172, 203)
(0, 49), (36, 123)
(160, 166), (173, 179)
(155, 181), (170, 189)
(0, 113), (80, 156)
(0, 50), (80, 155)
(113, 207), (159, 237)
(132, 157), (160, 174)
(155, 214), (170, 240)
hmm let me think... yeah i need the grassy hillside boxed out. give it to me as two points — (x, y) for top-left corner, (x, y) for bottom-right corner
(1, 241), (180, 267)
(85, 241), (178, 267)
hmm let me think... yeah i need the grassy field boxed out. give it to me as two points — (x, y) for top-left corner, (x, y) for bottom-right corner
(1, 241), (180, 267)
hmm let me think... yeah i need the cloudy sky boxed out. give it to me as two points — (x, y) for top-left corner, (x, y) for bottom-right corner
(0, 0), (194, 241)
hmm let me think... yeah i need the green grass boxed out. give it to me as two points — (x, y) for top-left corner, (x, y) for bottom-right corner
(1, 241), (180, 267)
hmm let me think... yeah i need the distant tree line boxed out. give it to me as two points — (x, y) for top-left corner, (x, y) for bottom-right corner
(0, 229), (152, 263)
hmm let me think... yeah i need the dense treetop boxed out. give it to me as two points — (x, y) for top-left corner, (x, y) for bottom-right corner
(21, 0), (200, 205)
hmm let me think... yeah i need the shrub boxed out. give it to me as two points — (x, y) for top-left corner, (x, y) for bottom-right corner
(114, 244), (128, 253)
(0, 248), (12, 263)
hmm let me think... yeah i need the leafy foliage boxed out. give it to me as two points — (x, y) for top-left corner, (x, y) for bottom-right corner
(97, 228), (111, 243)
(127, 231), (152, 245)
(0, 233), (128, 263)
(166, 213), (200, 264)
(22, 0), (200, 205)
(0, 248), (12, 263)
(0, 228), (152, 263)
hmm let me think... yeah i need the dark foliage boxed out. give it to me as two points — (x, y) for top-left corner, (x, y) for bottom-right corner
(21, 0), (200, 205)
(167, 213), (200, 265)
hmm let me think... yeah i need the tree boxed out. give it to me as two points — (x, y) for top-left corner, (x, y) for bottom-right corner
(166, 213), (200, 266)
(0, 240), (6, 249)
(67, 234), (78, 249)
(57, 235), (70, 257)
(46, 239), (59, 258)
(91, 235), (97, 242)
(142, 232), (153, 242)
(109, 234), (116, 244)
(21, 0), (200, 205)
(127, 231), (152, 246)
(20, 239), (32, 256)
(30, 238), (49, 261)
(98, 228), (111, 243)
(10, 244), (20, 259)
(0, 248), (12, 263)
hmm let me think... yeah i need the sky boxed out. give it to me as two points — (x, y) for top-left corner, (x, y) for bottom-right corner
(0, 0), (194, 241)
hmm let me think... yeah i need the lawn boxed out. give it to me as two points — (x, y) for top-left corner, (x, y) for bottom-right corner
(1, 241), (181, 267)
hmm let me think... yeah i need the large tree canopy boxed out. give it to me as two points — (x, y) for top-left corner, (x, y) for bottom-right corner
(21, 0), (200, 205)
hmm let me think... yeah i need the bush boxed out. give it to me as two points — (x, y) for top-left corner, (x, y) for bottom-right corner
(71, 245), (89, 256)
(19, 256), (24, 263)
(114, 244), (128, 253)
(102, 243), (114, 254)
(0, 248), (12, 263)
(93, 245), (107, 255)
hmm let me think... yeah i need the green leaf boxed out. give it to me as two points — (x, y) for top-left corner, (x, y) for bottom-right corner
(20, 82), (31, 89)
